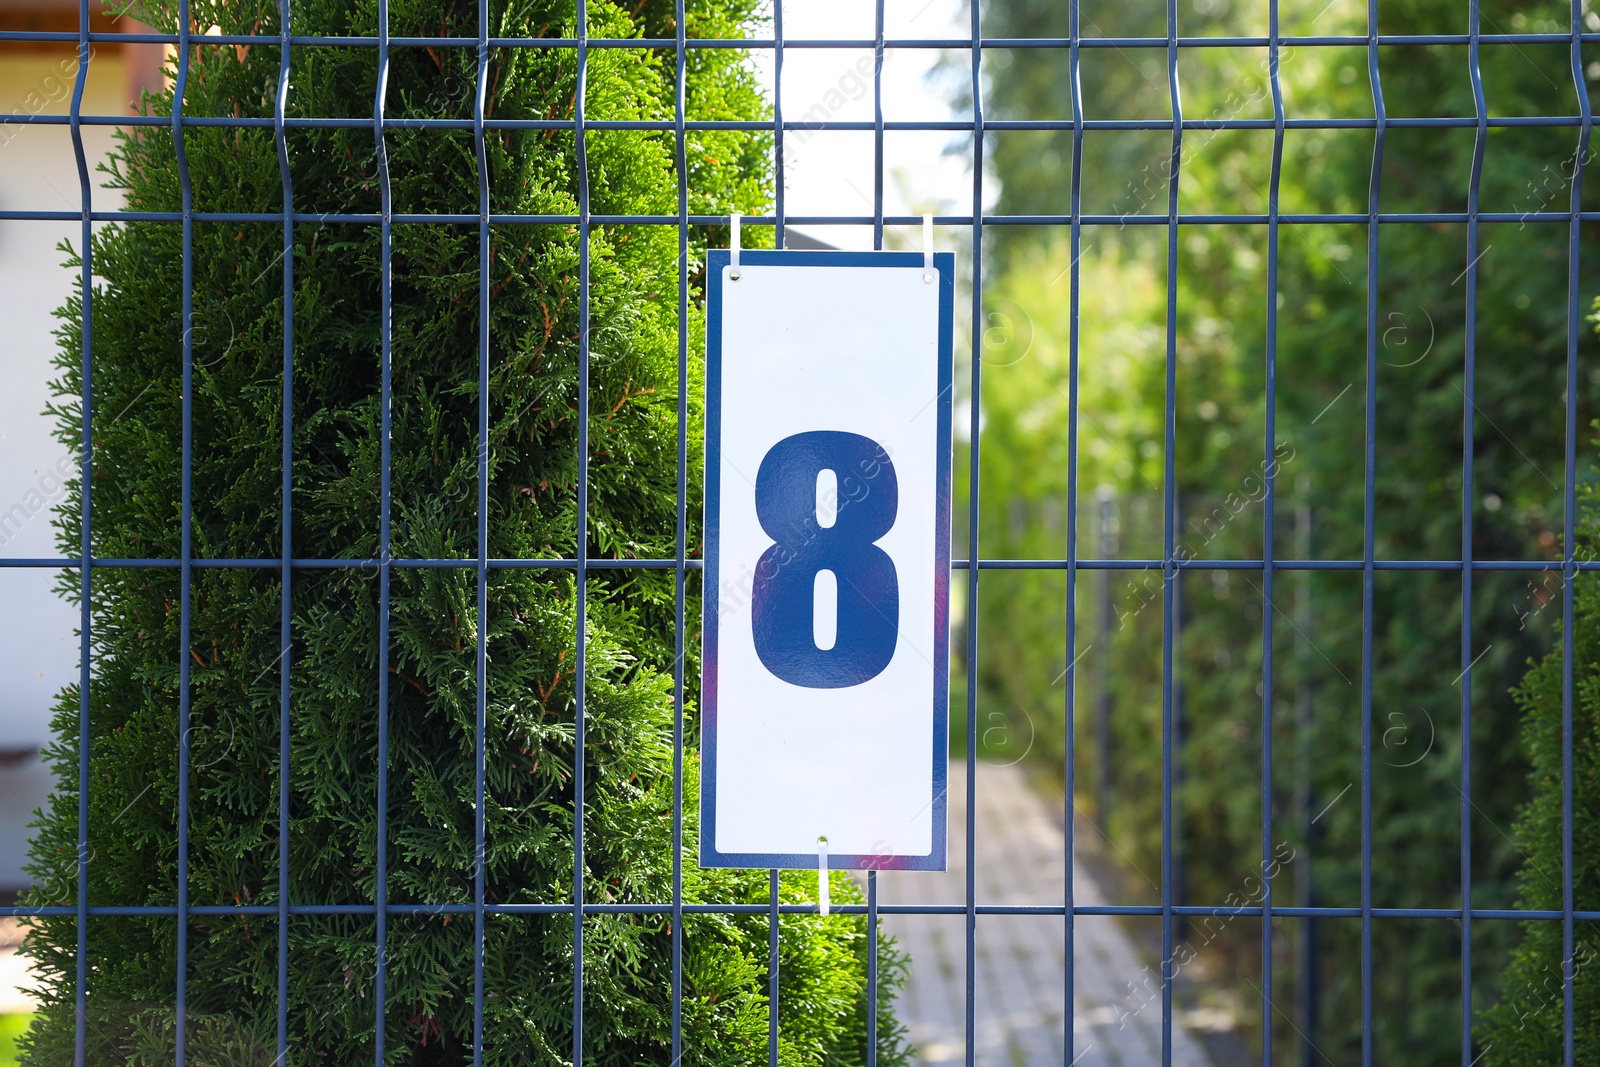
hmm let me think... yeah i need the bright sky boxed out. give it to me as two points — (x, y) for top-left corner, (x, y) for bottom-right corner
(749, 0), (979, 252)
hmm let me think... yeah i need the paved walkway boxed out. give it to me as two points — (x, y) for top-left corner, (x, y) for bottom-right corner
(876, 761), (1213, 1067)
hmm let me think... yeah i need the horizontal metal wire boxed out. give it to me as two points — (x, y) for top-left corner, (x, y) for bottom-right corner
(1, 211), (1588, 227)
(0, 556), (1589, 571)
(3, 30), (1598, 48)
(2, 114), (1592, 132)
(6, 903), (1598, 920)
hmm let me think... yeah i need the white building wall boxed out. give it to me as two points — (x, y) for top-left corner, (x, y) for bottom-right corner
(0, 51), (125, 891)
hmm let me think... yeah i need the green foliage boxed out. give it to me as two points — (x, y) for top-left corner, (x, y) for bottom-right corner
(1473, 316), (1600, 1065)
(974, 0), (1600, 1061)
(17, 0), (909, 1063)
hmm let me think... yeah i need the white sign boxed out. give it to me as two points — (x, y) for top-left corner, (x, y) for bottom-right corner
(700, 249), (953, 871)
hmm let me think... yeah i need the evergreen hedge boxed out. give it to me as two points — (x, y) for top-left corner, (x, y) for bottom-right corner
(972, 0), (1597, 1059)
(19, 0), (909, 1063)
(1474, 503), (1600, 1060)
(1474, 310), (1600, 1064)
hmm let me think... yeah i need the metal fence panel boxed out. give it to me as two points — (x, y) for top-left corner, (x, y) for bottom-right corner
(0, 0), (1596, 1064)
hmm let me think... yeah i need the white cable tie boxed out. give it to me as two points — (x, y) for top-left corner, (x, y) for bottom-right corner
(817, 836), (830, 917)
(730, 212), (742, 279)
(922, 213), (935, 283)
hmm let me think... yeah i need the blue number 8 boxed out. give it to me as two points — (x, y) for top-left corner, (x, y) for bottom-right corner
(751, 431), (899, 688)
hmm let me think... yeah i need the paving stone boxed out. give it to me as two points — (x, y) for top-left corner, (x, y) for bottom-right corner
(876, 760), (1213, 1067)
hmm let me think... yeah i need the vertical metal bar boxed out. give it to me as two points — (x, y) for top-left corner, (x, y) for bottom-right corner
(671, 1), (688, 1063)
(572, 0), (591, 1057)
(769, 7), (785, 1063)
(768, 868), (780, 1067)
(1295, 500), (1317, 1067)
(1461, 0), (1487, 1060)
(1561, 0), (1590, 1061)
(67, 0), (93, 1055)
(964, 0), (983, 1061)
(1161, 0), (1182, 1057)
(1361, 0), (1387, 1059)
(1173, 507), (1186, 949)
(1262, 0), (1286, 1056)
(867, 870), (878, 1067)
(372, 0), (394, 1054)
(1065, 0), (1086, 1056)
(273, 0), (295, 1056)
(1094, 492), (1111, 830)
(473, 0), (491, 1058)
(871, 0), (884, 250)
(867, 7), (885, 1063)
(773, 0), (784, 251)
(172, 4), (195, 1059)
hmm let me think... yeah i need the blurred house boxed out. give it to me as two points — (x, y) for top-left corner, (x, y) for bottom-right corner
(0, 0), (158, 897)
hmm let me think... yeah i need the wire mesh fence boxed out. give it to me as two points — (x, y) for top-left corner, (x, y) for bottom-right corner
(0, 0), (1596, 1063)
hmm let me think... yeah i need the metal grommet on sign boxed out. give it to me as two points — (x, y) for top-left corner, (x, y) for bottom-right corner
(729, 212), (742, 280)
(922, 213), (935, 283)
(817, 835), (830, 916)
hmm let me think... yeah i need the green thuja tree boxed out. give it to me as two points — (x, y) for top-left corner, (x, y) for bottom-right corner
(18, 0), (909, 1063)
(1474, 315), (1600, 1065)
(1475, 487), (1600, 1061)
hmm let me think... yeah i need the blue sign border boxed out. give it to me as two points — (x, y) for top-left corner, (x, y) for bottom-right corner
(700, 248), (954, 872)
